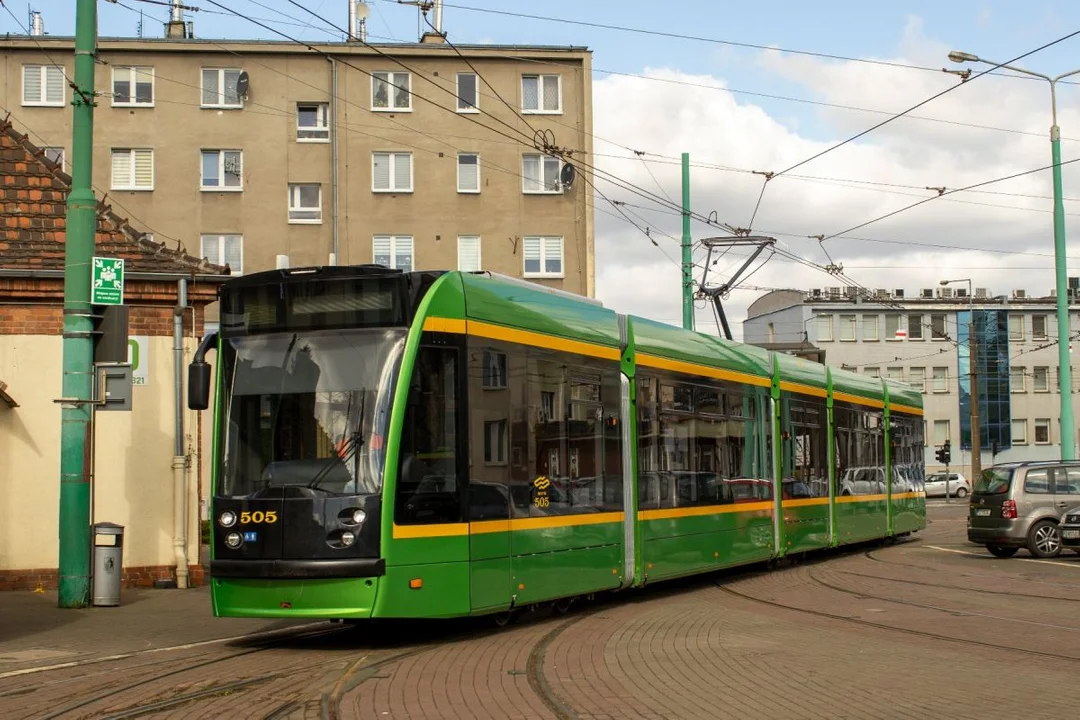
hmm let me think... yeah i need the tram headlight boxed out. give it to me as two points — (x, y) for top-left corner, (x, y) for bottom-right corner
(351, 509), (366, 525)
(340, 531), (356, 547)
(339, 507), (367, 526)
(219, 511), (237, 528)
(225, 532), (243, 548)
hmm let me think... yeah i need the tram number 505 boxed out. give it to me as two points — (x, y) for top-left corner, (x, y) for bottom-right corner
(240, 511), (278, 524)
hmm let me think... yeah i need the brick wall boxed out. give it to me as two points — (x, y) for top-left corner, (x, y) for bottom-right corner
(0, 564), (205, 592)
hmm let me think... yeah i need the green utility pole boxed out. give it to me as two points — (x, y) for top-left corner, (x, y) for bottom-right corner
(681, 152), (693, 331)
(58, 0), (99, 607)
(1051, 131), (1075, 459)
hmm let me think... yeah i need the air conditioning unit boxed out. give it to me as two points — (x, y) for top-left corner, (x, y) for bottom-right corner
(843, 286), (859, 298)
(1013, 289), (1027, 299)
(811, 288), (823, 298)
(956, 288), (969, 298)
(826, 286), (842, 298)
(874, 288), (889, 298)
(920, 288), (934, 299)
(975, 287), (988, 298)
(938, 287), (954, 298)
(893, 289), (905, 299)
(1070, 276), (1080, 291)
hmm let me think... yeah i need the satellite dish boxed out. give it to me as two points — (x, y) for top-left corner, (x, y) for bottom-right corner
(236, 71), (250, 98)
(559, 163), (576, 191)
(356, 1), (369, 19)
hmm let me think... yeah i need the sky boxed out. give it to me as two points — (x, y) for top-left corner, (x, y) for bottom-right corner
(8, 1), (1080, 339)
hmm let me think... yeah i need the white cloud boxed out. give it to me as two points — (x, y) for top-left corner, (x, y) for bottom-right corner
(590, 28), (1080, 342)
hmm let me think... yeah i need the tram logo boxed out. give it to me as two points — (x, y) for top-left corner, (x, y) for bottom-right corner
(534, 476), (551, 491)
(533, 476), (551, 508)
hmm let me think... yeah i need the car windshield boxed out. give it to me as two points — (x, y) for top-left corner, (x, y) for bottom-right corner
(974, 467), (1013, 495)
(219, 328), (406, 497)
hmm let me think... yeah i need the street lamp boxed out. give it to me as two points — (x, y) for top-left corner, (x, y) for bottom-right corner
(940, 278), (979, 490)
(948, 51), (1079, 461)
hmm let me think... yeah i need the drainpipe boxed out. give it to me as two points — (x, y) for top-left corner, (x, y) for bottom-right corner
(330, 56), (340, 265)
(173, 279), (190, 589)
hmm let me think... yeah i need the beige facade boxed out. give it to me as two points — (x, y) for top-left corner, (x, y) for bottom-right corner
(0, 37), (595, 296)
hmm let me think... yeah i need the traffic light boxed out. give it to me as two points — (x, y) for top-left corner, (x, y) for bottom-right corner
(935, 440), (951, 465)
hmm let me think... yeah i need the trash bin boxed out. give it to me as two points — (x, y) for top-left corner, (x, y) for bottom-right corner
(92, 522), (124, 607)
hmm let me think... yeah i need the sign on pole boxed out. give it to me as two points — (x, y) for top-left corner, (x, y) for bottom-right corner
(91, 257), (124, 305)
(127, 336), (149, 386)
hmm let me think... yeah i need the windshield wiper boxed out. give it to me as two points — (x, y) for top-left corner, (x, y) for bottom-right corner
(308, 389), (367, 491)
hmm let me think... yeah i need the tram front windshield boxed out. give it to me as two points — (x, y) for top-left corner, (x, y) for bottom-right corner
(220, 328), (406, 497)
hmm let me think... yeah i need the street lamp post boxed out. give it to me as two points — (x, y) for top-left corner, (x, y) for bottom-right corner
(941, 278), (979, 487)
(948, 51), (1078, 460)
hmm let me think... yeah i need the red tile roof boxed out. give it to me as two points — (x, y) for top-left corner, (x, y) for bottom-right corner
(0, 118), (227, 275)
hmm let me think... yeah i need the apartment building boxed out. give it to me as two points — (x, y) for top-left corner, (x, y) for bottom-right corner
(0, 28), (595, 303)
(744, 284), (1080, 473)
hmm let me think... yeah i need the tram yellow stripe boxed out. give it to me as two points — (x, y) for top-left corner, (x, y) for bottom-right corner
(890, 403), (924, 417)
(638, 501), (774, 521)
(636, 354), (771, 388)
(420, 316), (620, 361)
(836, 493), (890, 503)
(422, 317), (467, 334)
(833, 391), (885, 410)
(392, 523), (470, 539)
(778, 381), (828, 398)
(782, 497), (830, 508)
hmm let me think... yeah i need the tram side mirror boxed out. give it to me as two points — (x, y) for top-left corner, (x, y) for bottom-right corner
(188, 361), (212, 411)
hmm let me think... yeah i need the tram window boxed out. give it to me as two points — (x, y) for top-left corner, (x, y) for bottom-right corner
(395, 346), (462, 525)
(468, 341), (517, 519)
(780, 392), (828, 498)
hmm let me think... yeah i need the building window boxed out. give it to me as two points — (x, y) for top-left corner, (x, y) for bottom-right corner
(864, 367), (880, 379)
(1009, 313), (1025, 341)
(817, 314), (833, 341)
(22, 64), (65, 106)
(933, 419), (950, 445)
(522, 154), (561, 194)
(1032, 314), (1048, 340)
(909, 367), (926, 393)
(372, 71), (411, 110)
(372, 152), (413, 192)
(886, 367), (903, 381)
(523, 236), (564, 278)
(457, 153), (480, 193)
(885, 314), (901, 340)
(457, 72), (478, 112)
(482, 350), (507, 389)
(931, 313), (947, 340)
(373, 235), (413, 271)
(908, 313), (924, 340)
(111, 148), (154, 191)
(201, 68), (243, 108)
(838, 314), (856, 341)
(112, 66), (154, 106)
(1010, 366), (1026, 393)
(1012, 418), (1027, 445)
(457, 235), (481, 272)
(296, 102), (329, 141)
(862, 314), (879, 341)
(200, 234), (243, 274)
(1033, 366), (1050, 392)
(483, 419), (507, 464)
(200, 150), (242, 190)
(522, 74), (561, 113)
(1035, 418), (1051, 445)
(43, 147), (65, 171)
(287, 184), (322, 223)
(932, 366), (949, 393)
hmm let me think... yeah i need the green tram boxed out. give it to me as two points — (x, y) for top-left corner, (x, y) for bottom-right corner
(188, 266), (926, 619)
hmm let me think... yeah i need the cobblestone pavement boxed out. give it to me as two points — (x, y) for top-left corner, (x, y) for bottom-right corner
(7, 504), (1080, 719)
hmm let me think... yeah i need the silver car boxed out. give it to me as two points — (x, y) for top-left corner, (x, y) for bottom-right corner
(967, 462), (1080, 558)
(925, 472), (969, 498)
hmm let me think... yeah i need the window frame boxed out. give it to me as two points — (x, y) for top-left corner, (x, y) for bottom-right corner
(522, 154), (562, 194)
(200, 67), (243, 109)
(456, 72), (479, 113)
(110, 148), (154, 191)
(908, 313), (924, 340)
(371, 71), (412, 111)
(200, 149), (243, 191)
(522, 236), (565, 279)
(457, 235), (481, 272)
(816, 314), (833, 342)
(200, 233), (243, 274)
(457, 153), (480, 193)
(932, 419), (950, 446)
(521, 73), (562, 114)
(862, 314), (879, 341)
(1032, 314), (1048, 340)
(372, 235), (414, 272)
(111, 65), (155, 107)
(838, 314), (856, 342)
(1034, 418), (1051, 445)
(296, 102), (330, 142)
(1012, 418), (1028, 445)
(1033, 366), (1050, 393)
(371, 151), (414, 193)
(22, 64), (65, 107)
(1010, 366), (1026, 394)
(930, 313), (947, 341)
(908, 366), (926, 393)
(885, 314), (901, 341)
(1009, 313), (1025, 341)
(287, 183), (322, 224)
(932, 366), (949, 393)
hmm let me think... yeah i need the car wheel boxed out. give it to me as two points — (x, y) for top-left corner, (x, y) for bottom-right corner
(955, 487), (969, 498)
(1027, 520), (1062, 559)
(987, 544), (1018, 558)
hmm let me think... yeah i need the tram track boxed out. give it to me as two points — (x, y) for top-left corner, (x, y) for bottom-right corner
(837, 567), (1080, 603)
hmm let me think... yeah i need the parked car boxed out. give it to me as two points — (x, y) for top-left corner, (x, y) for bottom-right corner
(1059, 507), (1080, 552)
(924, 472), (970, 498)
(967, 461), (1080, 558)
